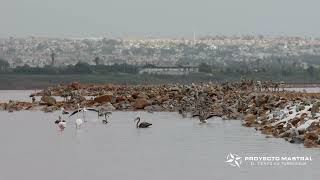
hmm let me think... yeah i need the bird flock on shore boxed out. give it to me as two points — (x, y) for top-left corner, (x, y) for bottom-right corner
(54, 103), (215, 131)
(54, 103), (153, 131)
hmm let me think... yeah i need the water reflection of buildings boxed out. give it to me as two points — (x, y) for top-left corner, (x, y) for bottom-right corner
(139, 66), (199, 75)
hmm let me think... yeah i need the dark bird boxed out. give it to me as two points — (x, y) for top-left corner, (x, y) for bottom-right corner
(95, 103), (115, 124)
(192, 110), (219, 124)
(85, 107), (112, 124)
(68, 106), (98, 118)
(69, 104), (98, 124)
(69, 105), (112, 124)
(134, 117), (152, 128)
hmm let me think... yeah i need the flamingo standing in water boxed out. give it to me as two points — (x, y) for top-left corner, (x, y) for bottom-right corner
(69, 104), (85, 129)
(99, 111), (112, 124)
(134, 117), (152, 128)
(79, 108), (112, 124)
(69, 104), (97, 128)
(69, 108), (84, 129)
(99, 102), (115, 124)
(192, 110), (218, 124)
(94, 102), (114, 124)
(75, 117), (83, 129)
(55, 115), (66, 131)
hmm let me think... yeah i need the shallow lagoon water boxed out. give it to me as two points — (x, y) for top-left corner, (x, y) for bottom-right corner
(285, 87), (320, 93)
(0, 90), (36, 102)
(0, 90), (94, 102)
(0, 110), (319, 180)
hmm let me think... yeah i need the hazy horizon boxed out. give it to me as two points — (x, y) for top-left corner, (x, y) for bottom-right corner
(1, 0), (320, 38)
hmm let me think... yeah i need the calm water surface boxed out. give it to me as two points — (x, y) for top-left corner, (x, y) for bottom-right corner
(285, 87), (320, 93)
(0, 90), (35, 102)
(0, 110), (319, 180)
(0, 90), (319, 180)
(0, 90), (93, 102)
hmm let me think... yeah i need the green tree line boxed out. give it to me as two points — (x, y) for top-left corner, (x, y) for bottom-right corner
(0, 59), (138, 74)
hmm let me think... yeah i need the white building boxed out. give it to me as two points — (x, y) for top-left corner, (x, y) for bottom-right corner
(139, 66), (199, 75)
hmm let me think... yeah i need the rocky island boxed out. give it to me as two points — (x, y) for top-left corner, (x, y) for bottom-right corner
(1, 81), (320, 148)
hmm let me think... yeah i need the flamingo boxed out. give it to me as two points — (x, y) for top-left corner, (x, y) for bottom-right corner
(75, 118), (83, 129)
(95, 102), (114, 124)
(99, 111), (112, 124)
(69, 104), (98, 128)
(69, 108), (84, 129)
(55, 115), (66, 131)
(192, 110), (219, 124)
(85, 108), (112, 124)
(134, 117), (152, 128)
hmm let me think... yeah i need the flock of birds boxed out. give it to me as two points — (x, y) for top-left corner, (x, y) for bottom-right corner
(54, 103), (152, 131)
(54, 104), (216, 131)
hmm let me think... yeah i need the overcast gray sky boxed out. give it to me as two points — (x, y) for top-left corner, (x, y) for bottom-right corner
(0, 0), (319, 38)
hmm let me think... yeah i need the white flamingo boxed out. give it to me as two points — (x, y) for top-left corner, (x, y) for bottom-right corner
(75, 118), (83, 129)
(69, 104), (97, 128)
(55, 115), (66, 131)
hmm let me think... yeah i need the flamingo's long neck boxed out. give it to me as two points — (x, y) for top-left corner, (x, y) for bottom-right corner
(77, 104), (80, 119)
(136, 118), (140, 128)
(77, 109), (79, 118)
(82, 109), (85, 121)
(136, 117), (140, 128)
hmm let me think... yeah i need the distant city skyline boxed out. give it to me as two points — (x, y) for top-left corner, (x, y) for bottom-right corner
(1, 0), (320, 38)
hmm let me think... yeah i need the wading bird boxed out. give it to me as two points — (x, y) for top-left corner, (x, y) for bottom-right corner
(95, 103), (114, 124)
(134, 117), (152, 128)
(69, 104), (96, 119)
(178, 107), (188, 118)
(61, 107), (69, 114)
(69, 104), (97, 128)
(99, 111), (112, 124)
(55, 115), (66, 131)
(75, 118), (83, 129)
(192, 110), (218, 124)
(78, 107), (112, 124)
